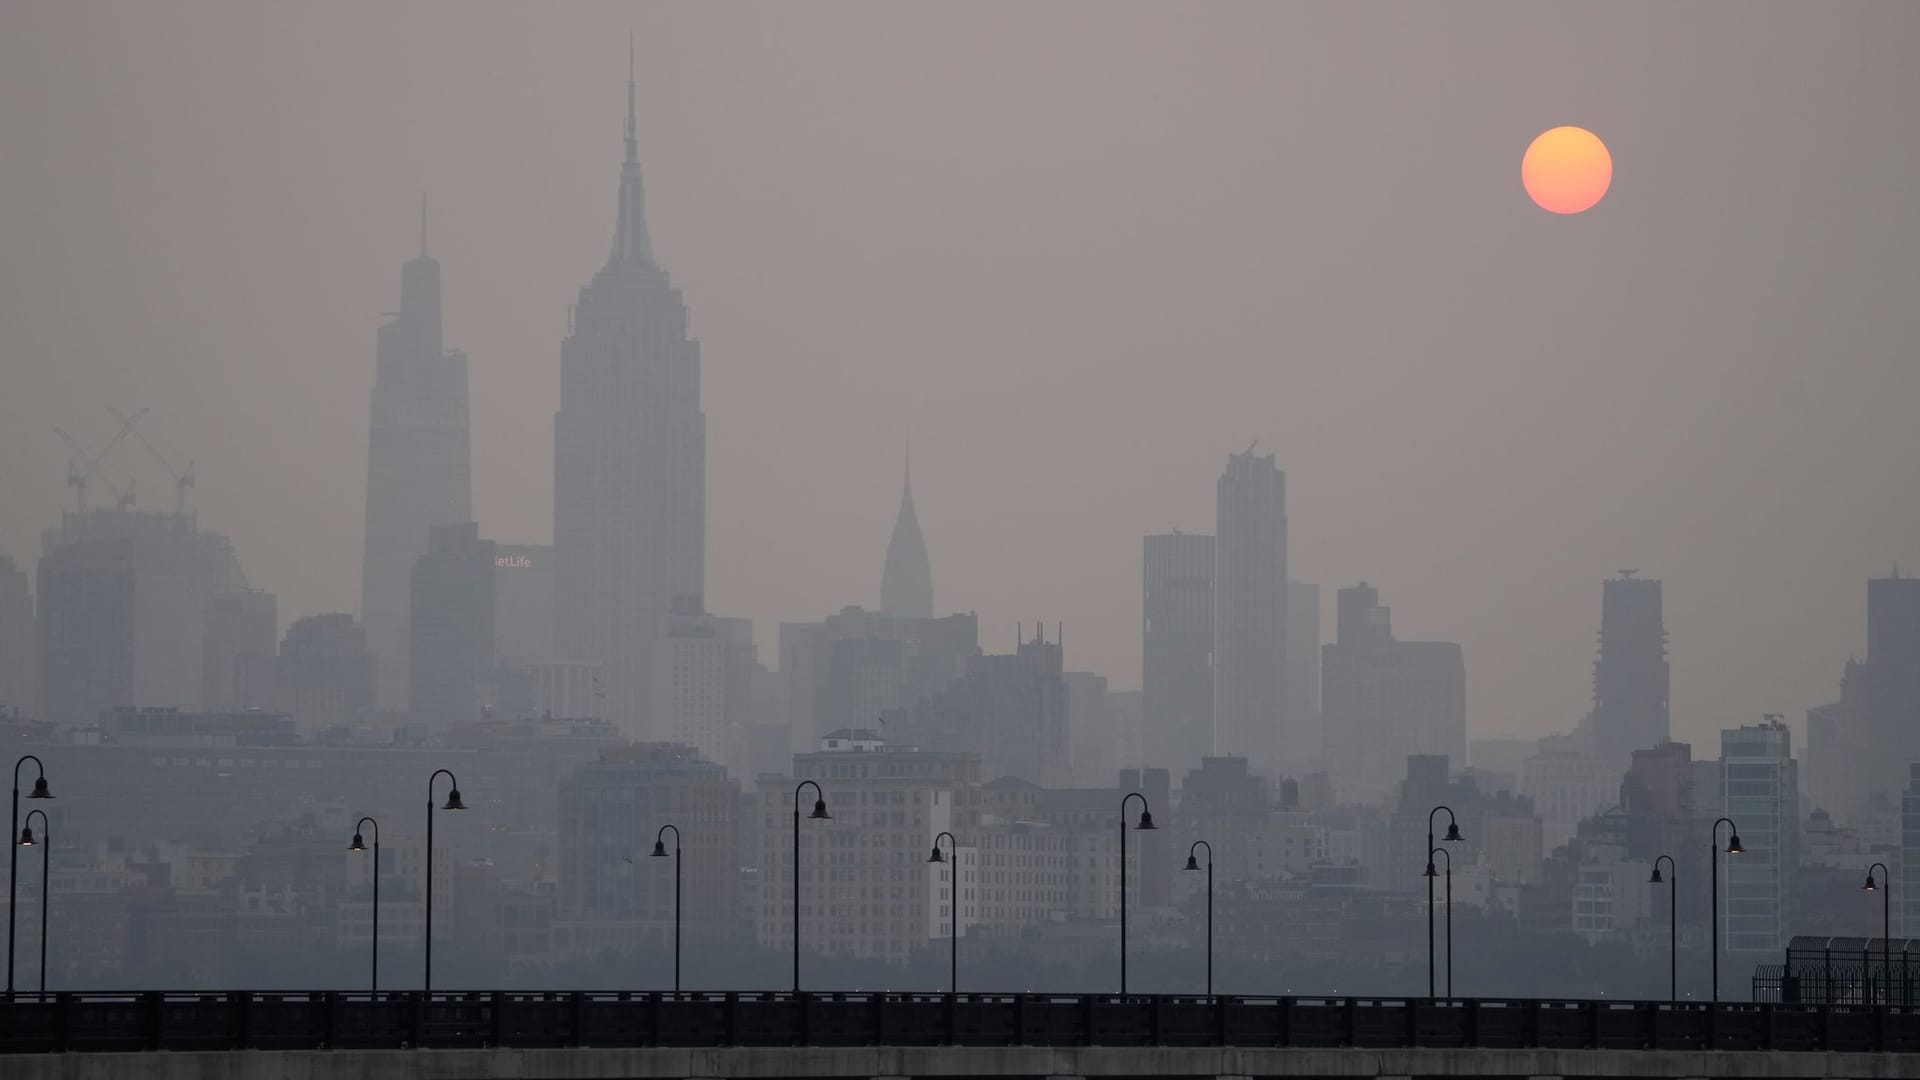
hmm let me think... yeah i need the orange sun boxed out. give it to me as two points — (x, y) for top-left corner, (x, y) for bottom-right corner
(1522, 126), (1612, 214)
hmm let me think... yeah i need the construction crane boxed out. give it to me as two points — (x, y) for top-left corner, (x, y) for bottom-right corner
(109, 406), (195, 515)
(49, 407), (148, 513)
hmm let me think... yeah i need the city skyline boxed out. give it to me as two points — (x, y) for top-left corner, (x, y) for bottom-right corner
(3, 3), (1919, 755)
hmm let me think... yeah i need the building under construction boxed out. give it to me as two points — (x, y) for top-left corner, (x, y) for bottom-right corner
(36, 506), (274, 726)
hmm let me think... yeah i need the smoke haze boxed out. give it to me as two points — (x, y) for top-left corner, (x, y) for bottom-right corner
(2, 0), (1917, 748)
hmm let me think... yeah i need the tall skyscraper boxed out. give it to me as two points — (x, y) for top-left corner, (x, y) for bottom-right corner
(1214, 449), (1288, 772)
(492, 543), (555, 669)
(1322, 582), (1466, 807)
(1719, 716), (1799, 989)
(879, 461), (933, 619)
(408, 522), (495, 731)
(359, 208), (473, 713)
(1142, 532), (1213, 771)
(1807, 572), (1920, 817)
(0, 555), (34, 712)
(1284, 580), (1321, 769)
(554, 59), (706, 737)
(1579, 572), (1669, 769)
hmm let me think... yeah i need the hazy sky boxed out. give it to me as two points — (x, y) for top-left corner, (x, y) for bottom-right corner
(3, 2), (1917, 753)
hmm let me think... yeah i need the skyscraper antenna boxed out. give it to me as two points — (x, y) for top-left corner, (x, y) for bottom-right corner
(624, 34), (638, 165)
(419, 192), (428, 257)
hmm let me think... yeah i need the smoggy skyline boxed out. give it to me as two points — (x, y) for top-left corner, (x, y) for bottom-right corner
(2, 1), (1917, 752)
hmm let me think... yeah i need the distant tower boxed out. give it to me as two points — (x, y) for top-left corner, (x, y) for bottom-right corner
(1213, 448), (1288, 772)
(1581, 572), (1669, 767)
(359, 199), (473, 713)
(553, 52), (706, 736)
(879, 455), (933, 619)
(1143, 532), (1213, 771)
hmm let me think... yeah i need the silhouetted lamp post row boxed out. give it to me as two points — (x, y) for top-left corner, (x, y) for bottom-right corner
(1425, 806), (1463, 999)
(8, 755), (54, 997)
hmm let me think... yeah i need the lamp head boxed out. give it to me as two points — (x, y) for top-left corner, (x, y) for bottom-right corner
(809, 798), (830, 820)
(1423, 861), (1438, 878)
(927, 845), (946, 864)
(442, 788), (467, 811)
(1725, 832), (1743, 855)
(1864, 874), (1879, 892)
(17, 826), (33, 847)
(651, 840), (669, 858)
(1648, 866), (1664, 884)
(1184, 854), (1200, 872)
(1442, 822), (1462, 843)
(349, 833), (366, 853)
(1135, 809), (1156, 830)
(28, 776), (51, 800)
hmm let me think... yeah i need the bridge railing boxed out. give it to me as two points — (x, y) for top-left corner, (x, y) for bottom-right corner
(2, 991), (1918, 1055)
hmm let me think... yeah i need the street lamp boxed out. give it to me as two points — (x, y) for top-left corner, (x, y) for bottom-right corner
(1425, 805), (1462, 999)
(18, 809), (49, 994)
(928, 831), (957, 993)
(650, 824), (682, 991)
(1118, 791), (1156, 995)
(8, 754), (53, 996)
(424, 769), (466, 995)
(792, 780), (829, 992)
(1649, 855), (1675, 1001)
(1708, 816), (1741, 1004)
(348, 818), (380, 994)
(1424, 846), (1453, 998)
(1865, 862), (1890, 1005)
(1185, 840), (1213, 996)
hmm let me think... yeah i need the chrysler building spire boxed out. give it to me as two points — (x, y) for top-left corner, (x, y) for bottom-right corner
(880, 449), (933, 619)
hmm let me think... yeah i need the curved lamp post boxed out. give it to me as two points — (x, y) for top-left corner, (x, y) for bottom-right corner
(1708, 816), (1742, 1004)
(1185, 840), (1213, 996)
(424, 769), (466, 995)
(18, 809), (49, 994)
(1424, 846), (1453, 998)
(651, 824), (682, 991)
(8, 754), (52, 996)
(1865, 862), (1890, 1004)
(1118, 791), (1156, 994)
(792, 781), (829, 992)
(928, 831), (957, 993)
(1425, 805), (1462, 999)
(348, 817), (380, 994)
(1649, 855), (1675, 1001)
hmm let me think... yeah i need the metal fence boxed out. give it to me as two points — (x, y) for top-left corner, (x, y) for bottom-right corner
(3, 992), (1920, 1055)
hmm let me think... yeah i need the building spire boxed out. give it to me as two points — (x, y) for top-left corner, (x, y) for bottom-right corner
(625, 33), (638, 166)
(879, 445), (933, 619)
(609, 39), (653, 265)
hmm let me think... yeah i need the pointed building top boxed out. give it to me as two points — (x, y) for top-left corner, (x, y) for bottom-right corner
(880, 450), (933, 619)
(608, 44), (653, 265)
(625, 33), (638, 167)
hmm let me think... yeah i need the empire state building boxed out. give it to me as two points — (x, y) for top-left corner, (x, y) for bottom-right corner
(554, 60), (706, 735)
